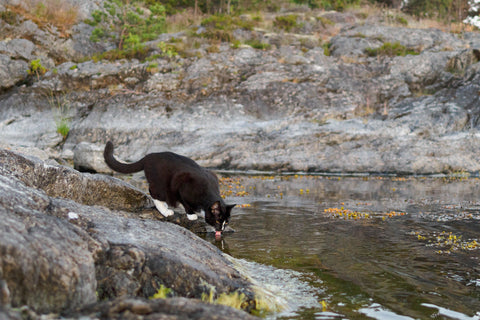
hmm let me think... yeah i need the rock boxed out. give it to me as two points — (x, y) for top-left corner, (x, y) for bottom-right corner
(0, 148), (151, 211)
(69, 23), (116, 59)
(1, 7), (480, 175)
(0, 148), (258, 318)
(0, 54), (28, 89)
(80, 297), (258, 320)
(73, 141), (112, 173)
(0, 39), (35, 60)
(0, 174), (98, 313)
(0, 279), (10, 306)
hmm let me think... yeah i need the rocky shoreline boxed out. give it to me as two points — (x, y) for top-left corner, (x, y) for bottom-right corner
(0, 148), (261, 319)
(2, 1), (480, 318)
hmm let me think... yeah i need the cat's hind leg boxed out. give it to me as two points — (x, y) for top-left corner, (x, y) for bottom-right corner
(153, 199), (174, 217)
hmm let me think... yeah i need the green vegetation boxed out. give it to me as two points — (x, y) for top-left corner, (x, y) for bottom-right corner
(391, 14), (408, 26)
(200, 284), (276, 315)
(244, 39), (271, 50)
(45, 90), (71, 140)
(199, 14), (254, 42)
(28, 59), (47, 79)
(323, 42), (332, 56)
(273, 14), (300, 31)
(0, 10), (18, 24)
(150, 285), (173, 299)
(365, 42), (420, 57)
(56, 119), (70, 139)
(90, 46), (151, 62)
(158, 41), (178, 58)
(215, 291), (247, 309)
(201, 289), (248, 310)
(403, 0), (468, 21)
(86, 0), (167, 50)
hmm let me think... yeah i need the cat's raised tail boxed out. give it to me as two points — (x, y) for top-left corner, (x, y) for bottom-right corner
(104, 141), (145, 174)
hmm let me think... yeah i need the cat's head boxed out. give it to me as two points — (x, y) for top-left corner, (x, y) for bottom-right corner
(206, 201), (235, 238)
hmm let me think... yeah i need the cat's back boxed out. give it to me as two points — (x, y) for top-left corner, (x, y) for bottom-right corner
(144, 151), (208, 175)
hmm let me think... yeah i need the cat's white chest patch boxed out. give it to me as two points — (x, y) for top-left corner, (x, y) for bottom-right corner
(153, 199), (174, 217)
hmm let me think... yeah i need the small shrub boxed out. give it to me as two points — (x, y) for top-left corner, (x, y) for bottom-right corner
(273, 14), (298, 32)
(28, 59), (47, 79)
(199, 14), (254, 43)
(56, 119), (70, 139)
(316, 0), (362, 11)
(0, 10), (19, 24)
(158, 41), (178, 58)
(244, 39), (271, 50)
(202, 29), (234, 42)
(90, 27), (105, 42)
(366, 42), (420, 57)
(322, 42), (332, 56)
(394, 15), (408, 26)
(317, 16), (334, 27)
(45, 90), (71, 140)
(90, 0), (167, 51)
(206, 44), (220, 53)
(146, 62), (159, 73)
(201, 14), (254, 31)
(91, 45), (150, 62)
(403, 0), (467, 21)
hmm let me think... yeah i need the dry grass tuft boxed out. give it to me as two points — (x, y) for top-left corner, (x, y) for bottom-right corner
(166, 8), (203, 33)
(7, 0), (79, 37)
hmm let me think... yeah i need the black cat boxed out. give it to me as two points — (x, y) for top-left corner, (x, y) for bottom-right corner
(104, 141), (235, 237)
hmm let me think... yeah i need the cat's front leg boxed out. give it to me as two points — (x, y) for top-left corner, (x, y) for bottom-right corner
(180, 204), (198, 221)
(153, 199), (174, 217)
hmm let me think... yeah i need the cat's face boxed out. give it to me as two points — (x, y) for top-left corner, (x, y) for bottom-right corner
(206, 201), (235, 236)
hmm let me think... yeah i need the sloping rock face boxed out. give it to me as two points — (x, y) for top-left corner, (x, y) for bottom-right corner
(0, 149), (256, 319)
(81, 297), (258, 320)
(2, 5), (480, 174)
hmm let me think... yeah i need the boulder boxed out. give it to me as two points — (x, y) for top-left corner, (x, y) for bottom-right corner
(0, 39), (35, 60)
(0, 148), (258, 318)
(0, 149), (151, 211)
(73, 141), (112, 173)
(0, 54), (28, 89)
(0, 174), (98, 313)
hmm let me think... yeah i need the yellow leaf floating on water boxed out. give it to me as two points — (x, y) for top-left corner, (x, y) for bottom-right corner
(321, 300), (328, 311)
(412, 231), (479, 253)
(324, 207), (406, 221)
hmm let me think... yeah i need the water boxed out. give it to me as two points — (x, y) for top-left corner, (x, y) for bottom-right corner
(211, 174), (480, 319)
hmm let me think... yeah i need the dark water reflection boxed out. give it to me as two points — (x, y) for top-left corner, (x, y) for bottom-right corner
(214, 175), (480, 319)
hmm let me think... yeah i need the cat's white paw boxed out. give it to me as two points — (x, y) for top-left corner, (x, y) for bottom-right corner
(187, 213), (198, 221)
(154, 200), (174, 217)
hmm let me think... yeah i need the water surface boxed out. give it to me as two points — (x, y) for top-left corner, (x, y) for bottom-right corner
(214, 174), (480, 319)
